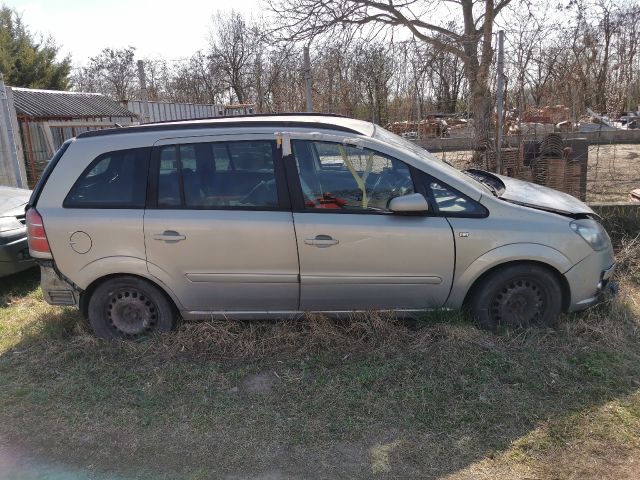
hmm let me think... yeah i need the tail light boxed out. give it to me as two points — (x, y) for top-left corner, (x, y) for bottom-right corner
(26, 208), (51, 255)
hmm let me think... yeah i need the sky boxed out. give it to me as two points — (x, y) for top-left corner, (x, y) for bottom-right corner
(3, 0), (262, 65)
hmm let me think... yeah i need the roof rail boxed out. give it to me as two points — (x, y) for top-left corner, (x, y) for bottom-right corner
(75, 114), (359, 139)
(142, 111), (349, 126)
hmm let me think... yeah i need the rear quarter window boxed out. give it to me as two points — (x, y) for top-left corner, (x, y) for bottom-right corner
(28, 140), (72, 208)
(64, 148), (150, 208)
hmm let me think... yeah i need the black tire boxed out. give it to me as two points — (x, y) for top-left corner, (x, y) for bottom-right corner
(88, 276), (175, 340)
(468, 264), (562, 330)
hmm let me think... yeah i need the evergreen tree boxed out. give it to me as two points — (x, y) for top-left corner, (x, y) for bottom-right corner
(0, 6), (71, 89)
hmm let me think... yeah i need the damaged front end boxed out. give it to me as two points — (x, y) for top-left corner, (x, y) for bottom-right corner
(465, 169), (596, 218)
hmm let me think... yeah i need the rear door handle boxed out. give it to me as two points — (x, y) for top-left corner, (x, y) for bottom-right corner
(304, 235), (339, 248)
(153, 230), (186, 242)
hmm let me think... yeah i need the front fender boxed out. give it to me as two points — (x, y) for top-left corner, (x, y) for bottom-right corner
(73, 256), (185, 310)
(445, 243), (575, 309)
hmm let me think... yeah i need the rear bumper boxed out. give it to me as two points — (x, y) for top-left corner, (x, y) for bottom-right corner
(564, 249), (616, 312)
(0, 234), (35, 277)
(39, 264), (79, 306)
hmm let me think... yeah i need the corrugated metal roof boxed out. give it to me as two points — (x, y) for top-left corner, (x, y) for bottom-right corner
(10, 87), (137, 119)
(127, 100), (224, 122)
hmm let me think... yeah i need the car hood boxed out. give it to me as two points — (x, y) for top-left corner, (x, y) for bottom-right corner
(467, 170), (595, 217)
(0, 186), (31, 217)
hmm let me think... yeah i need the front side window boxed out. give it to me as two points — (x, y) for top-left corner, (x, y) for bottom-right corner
(64, 148), (149, 208)
(428, 179), (487, 217)
(292, 140), (414, 212)
(155, 140), (279, 209)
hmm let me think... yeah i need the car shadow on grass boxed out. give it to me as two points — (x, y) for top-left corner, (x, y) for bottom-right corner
(0, 267), (40, 306)
(0, 284), (639, 479)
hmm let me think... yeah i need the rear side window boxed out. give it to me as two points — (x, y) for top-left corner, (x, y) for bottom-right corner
(155, 140), (279, 209)
(64, 148), (150, 208)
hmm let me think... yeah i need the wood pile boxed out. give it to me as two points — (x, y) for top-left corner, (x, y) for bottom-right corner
(522, 105), (570, 124)
(531, 134), (582, 197)
(483, 147), (521, 177)
(386, 119), (448, 138)
(472, 133), (583, 198)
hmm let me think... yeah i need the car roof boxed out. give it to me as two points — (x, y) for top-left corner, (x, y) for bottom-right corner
(75, 113), (376, 139)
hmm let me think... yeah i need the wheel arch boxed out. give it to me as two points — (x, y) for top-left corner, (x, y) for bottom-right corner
(446, 243), (575, 312)
(79, 273), (182, 318)
(461, 260), (571, 312)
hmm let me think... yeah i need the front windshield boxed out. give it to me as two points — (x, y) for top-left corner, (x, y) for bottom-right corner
(372, 123), (494, 195)
(372, 124), (447, 164)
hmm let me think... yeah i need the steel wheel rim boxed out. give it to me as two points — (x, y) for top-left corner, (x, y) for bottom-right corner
(490, 278), (546, 327)
(106, 288), (158, 337)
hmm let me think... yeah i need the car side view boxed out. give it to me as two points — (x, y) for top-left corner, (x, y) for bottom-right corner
(26, 114), (615, 339)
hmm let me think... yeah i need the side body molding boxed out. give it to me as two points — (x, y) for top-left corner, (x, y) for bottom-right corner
(445, 243), (576, 309)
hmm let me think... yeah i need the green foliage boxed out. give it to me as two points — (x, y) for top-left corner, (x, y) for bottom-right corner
(0, 6), (70, 89)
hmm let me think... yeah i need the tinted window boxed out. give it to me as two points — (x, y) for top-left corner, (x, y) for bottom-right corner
(292, 140), (414, 212)
(156, 140), (279, 209)
(65, 148), (149, 208)
(429, 179), (487, 216)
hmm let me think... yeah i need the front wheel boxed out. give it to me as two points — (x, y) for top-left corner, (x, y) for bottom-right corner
(468, 264), (563, 330)
(88, 276), (176, 340)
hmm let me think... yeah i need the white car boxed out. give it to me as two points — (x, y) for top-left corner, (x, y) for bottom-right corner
(26, 114), (614, 339)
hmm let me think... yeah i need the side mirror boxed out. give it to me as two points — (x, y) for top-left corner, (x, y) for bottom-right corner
(388, 193), (429, 213)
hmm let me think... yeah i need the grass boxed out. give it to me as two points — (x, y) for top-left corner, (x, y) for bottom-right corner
(1, 247), (640, 478)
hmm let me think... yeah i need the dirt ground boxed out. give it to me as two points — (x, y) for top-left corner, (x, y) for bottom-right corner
(435, 143), (640, 203)
(587, 144), (640, 202)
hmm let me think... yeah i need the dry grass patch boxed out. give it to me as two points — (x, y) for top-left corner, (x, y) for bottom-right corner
(0, 238), (639, 478)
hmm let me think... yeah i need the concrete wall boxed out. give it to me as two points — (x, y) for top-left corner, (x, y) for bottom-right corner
(414, 129), (640, 153)
(0, 82), (27, 188)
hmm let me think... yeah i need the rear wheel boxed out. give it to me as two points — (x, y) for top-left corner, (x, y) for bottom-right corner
(468, 264), (562, 330)
(88, 276), (175, 340)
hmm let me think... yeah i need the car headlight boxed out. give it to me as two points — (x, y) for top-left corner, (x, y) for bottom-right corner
(0, 216), (24, 233)
(570, 218), (610, 251)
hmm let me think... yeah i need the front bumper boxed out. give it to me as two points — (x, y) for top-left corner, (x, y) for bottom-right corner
(0, 233), (35, 277)
(564, 249), (616, 312)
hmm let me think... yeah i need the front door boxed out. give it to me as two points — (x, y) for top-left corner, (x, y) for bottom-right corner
(287, 139), (455, 311)
(144, 135), (299, 312)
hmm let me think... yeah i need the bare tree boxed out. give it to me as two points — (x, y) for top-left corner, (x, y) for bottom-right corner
(209, 10), (261, 103)
(266, 0), (513, 143)
(73, 47), (138, 101)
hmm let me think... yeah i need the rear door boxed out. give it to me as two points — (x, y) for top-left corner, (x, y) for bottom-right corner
(286, 139), (455, 311)
(144, 134), (299, 312)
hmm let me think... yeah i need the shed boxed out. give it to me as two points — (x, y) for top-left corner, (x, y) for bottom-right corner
(9, 87), (138, 187)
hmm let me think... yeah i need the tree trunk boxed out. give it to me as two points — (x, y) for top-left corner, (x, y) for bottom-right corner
(470, 80), (492, 148)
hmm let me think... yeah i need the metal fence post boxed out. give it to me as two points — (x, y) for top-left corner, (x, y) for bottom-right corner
(303, 47), (312, 112)
(137, 60), (151, 124)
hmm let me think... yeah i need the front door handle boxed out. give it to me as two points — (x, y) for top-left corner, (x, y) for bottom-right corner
(153, 230), (186, 242)
(304, 235), (339, 248)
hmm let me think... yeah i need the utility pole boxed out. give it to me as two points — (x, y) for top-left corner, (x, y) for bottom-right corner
(137, 60), (151, 124)
(303, 46), (312, 112)
(495, 29), (505, 174)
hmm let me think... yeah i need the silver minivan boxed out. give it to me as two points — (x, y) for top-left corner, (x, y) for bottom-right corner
(26, 114), (615, 339)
